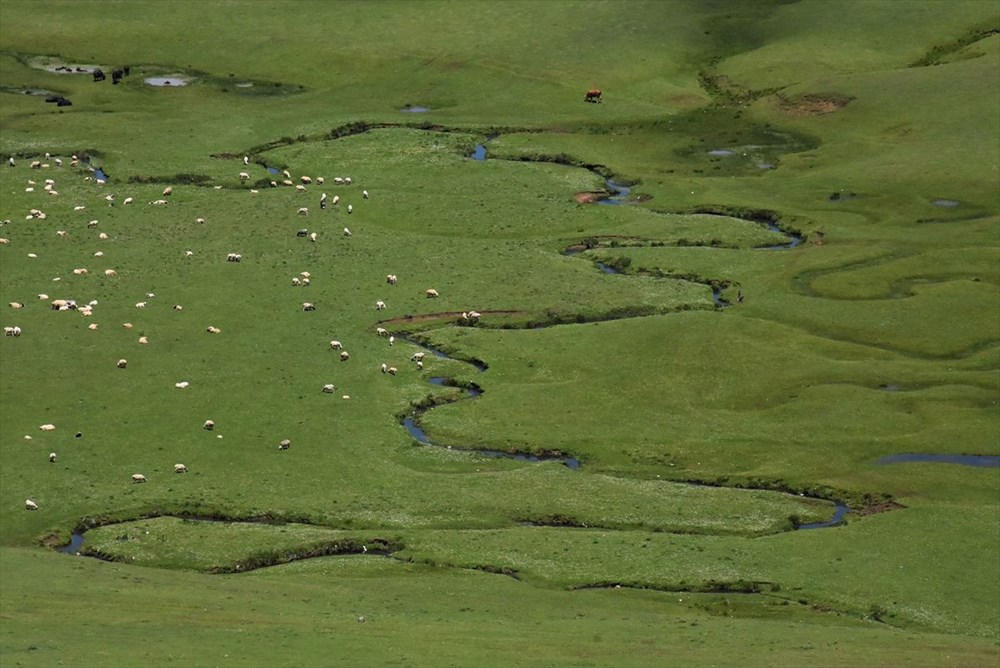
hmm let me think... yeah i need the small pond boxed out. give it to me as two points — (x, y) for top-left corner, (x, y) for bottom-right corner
(145, 77), (190, 87)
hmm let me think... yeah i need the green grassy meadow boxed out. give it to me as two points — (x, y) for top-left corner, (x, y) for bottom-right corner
(1, 1), (998, 666)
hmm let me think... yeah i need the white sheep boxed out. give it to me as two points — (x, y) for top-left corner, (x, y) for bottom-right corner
(375, 300), (386, 311)
(239, 172), (250, 181)
(174, 464), (188, 473)
(88, 323), (99, 330)
(292, 277), (301, 286)
(9, 302), (24, 309)
(387, 366), (398, 376)
(4, 326), (21, 336)
(175, 381), (190, 389)
(300, 176), (312, 184)
(244, 155), (250, 165)
(135, 301), (146, 309)
(343, 227), (351, 237)
(322, 384), (336, 393)
(329, 340), (342, 350)
(340, 350), (350, 361)
(207, 326), (222, 334)
(132, 473), (147, 483)
(332, 195), (340, 205)
(49, 452), (57, 462)
(376, 327), (388, 337)
(309, 232), (317, 242)
(39, 424), (55, 431)
(410, 352), (426, 362)
(425, 289), (439, 298)
(279, 438), (291, 450)
(381, 362), (387, 373)
(25, 499), (38, 510)
(203, 420), (215, 430)
(172, 304), (183, 311)
(123, 197), (134, 205)
(162, 186), (173, 196)
(138, 336), (149, 344)
(302, 302), (316, 311)
(296, 185), (306, 193)
(297, 207), (308, 215)
(117, 358), (128, 368)
(389, 336), (395, 346)
(363, 190), (369, 199)
(104, 268), (116, 276)
(386, 274), (397, 285)
(347, 204), (353, 214)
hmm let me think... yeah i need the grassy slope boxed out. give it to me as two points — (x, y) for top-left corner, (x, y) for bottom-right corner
(1, 0), (998, 665)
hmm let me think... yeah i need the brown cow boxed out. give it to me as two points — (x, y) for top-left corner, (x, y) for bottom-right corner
(585, 89), (602, 103)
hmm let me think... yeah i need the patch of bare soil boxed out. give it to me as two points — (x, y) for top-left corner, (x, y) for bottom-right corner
(779, 93), (854, 116)
(855, 500), (906, 516)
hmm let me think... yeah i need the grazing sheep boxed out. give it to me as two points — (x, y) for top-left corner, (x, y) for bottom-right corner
(239, 172), (250, 181)
(175, 381), (190, 389)
(340, 350), (350, 361)
(300, 271), (311, 278)
(150, 199), (168, 205)
(131, 473), (147, 483)
(50, 299), (69, 311)
(172, 304), (183, 311)
(37, 293), (49, 300)
(363, 190), (369, 199)
(425, 289), (439, 298)
(320, 192), (327, 208)
(416, 360), (424, 369)
(72, 268), (88, 275)
(296, 185), (307, 193)
(282, 170), (291, 179)
(206, 326), (222, 334)
(88, 220), (99, 228)
(297, 207), (308, 216)
(334, 177), (344, 185)
(302, 302), (316, 311)
(376, 327), (388, 337)
(135, 301), (146, 309)
(297, 228), (309, 237)
(25, 499), (38, 511)
(387, 366), (398, 375)
(309, 232), (317, 242)
(123, 197), (134, 205)
(388, 335), (395, 346)
(329, 340), (342, 350)
(316, 177), (324, 185)
(343, 227), (351, 237)
(196, 217), (205, 224)
(49, 452), (57, 462)
(344, 177), (352, 185)
(74, 205), (86, 211)
(138, 336), (149, 344)
(243, 155), (250, 165)
(162, 186), (173, 196)
(104, 269), (116, 276)
(56, 230), (67, 238)
(322, 384), (336, 393)
(410, 352), (426, 362)
(386, 274), (397, 285)
(4, 326), (22, 336)
(94, 251), (104, 257)
(88, 323), (99, 330)
(174, 464), (188, 473)
(283, 179), (294, 187)
(185, 250), (194, 256)
(39, 424), (55, 431)
(227, 253), (242, 262)
(0, 238), (8, 245)
(347, 204), (353, 214)
(122, 322), (133, 329)
(203, 420), (215, 430)
(332, 195), (340, 205)
(292, 277), (301, 286)
(300, 176), (312, 184)
(375, 300), (386, 311)
(9, 302), (24, 309)
(302, 277), (311, 286)
(117, 358), (128, 368)
(279, 439), (291, 450)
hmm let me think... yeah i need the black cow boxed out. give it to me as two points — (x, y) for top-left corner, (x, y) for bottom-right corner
(111, 69), (123, 85)
(93, 69), (105, 82)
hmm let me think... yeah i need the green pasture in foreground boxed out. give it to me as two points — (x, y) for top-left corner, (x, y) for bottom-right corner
(1, 1), (998, 666)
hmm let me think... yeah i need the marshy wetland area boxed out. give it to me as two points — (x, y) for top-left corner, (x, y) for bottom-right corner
(1, 1), (998, 666)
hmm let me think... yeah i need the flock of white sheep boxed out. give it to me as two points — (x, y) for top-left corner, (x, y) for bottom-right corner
(5, 152), (480, 514)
